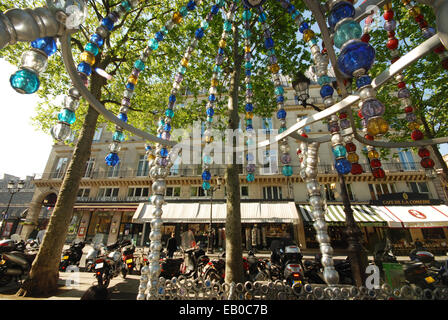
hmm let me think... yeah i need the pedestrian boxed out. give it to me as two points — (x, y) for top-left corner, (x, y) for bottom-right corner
(167, 232), (177, 258)
(80, 285), (110, 300)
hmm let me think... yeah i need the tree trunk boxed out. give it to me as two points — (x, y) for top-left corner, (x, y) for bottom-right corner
(224, 24), (244, 284)
(16, 75), (103, 297)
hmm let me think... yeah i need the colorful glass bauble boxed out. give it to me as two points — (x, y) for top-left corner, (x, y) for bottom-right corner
(31, 37), (57, 56)
(202, 170), (211, 181)
(370, 158), (382, 168)
(282, 165), (293, 176)
(334, 19), (362, 48)
(90, 34), (104, 47)
(356, 75), (372, 88)
(203, 155), (213, 165)
(347, 152), (359, 163)
(10, 69), (40, 94)
(345, 142), (357, 152)
(367, 150), (379, 160)
(160, 148), (169, 157)
(113, 131), (125, 142)
(361, 99), (385, 119)
(418, 147), (430, 158)
(84, 42), (99, 56)
(246, 173), (255, 182)
(367, 117), (389, 136)
(320, 84), (334, 98)
(117, 112), (128, 123)
(332, 144), (347, 158)
(337, 40), (376, 77)
(105, 152), (120, 166)
(420, 157), (435, 168)
(243, 0), (267, 8)
(77, 61), (92, 76)
(335, 158), (352, 174)
(202, 181), (211, 190)
(246, 164), (256, 173)
(350, 163), (363, 175)
(328, 1), (355, 29)
(281, 154), (292, 164)
(372, 167), (386, 179)
(411, 129), (424, 140)
(58, 108), (76, 125)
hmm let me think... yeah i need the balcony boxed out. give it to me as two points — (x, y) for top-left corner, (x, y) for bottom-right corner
(34, 161), (424, 181)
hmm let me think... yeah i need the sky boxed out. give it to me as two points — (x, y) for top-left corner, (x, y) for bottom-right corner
(0, 59), (54, 179)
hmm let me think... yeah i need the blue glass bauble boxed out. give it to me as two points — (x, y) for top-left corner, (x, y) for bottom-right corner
(187, 0), (196, 10)
(105, 152), (120, 166)
(195, 28), (205, 39)
(277, 109), (286, 119)
(265, 37), (274, 49)
(328, 1), (355, 29)
(299, 22), (309, 33)
(320, 84), (334, 98)
(77, 62), (92, 76)
(243, 0), (267, 8)
(31, 37), (57, 56)
(160, 148), (169, 157)
(276, 95), (284, 103)
(208, 94), (216, 102)
(337, 40), (375, 78)
(202, 170), (211, 181)
(118, 112), (128, 122)
(58, 108), (76, 125)
(90, 34), (104, 48)
(155, 32), (164, 42)
(101, 17), (114, 31)
(335, 158), (352, 174)
(245, 103), (254, 112)
(246, 173), (255, 182)
(202, 181), (211, 190)
(356, 75), (372, 88)
(163, 123), (171, 132)
(246, 153), (254, 162)
(211, 5), (219, 14)
(282, 165), (293, 177)
(169, 94), (176, 103)
(126, 82), (135, 91)
(206, 108), (214, 116)
(10, 69), (40, 94)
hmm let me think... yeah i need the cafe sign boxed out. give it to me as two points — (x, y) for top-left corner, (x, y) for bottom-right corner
(370, 192), (444, 206)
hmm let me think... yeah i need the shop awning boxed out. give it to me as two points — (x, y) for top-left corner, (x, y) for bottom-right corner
(371, 205), (448, 228)
(298, 204), (387, 227)
(132, 202), (300, 224)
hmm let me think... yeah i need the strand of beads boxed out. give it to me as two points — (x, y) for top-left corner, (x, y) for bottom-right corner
(401, 0), (448, 69)
(329, 0), (386, 179)
(202, 1), (239, 191)
(142, 2), (225, 301)
(381, 3), (435, 172)
(242, 6), (257, 183)
(105, 0), (202, 168)
(10, 37), (58, 94)
(257, 5), (293, 178)
(50, 0), (138, 142)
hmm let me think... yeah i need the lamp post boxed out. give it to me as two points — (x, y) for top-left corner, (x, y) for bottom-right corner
(1, 180), (25, 239)
(207, 176), (222, 254)
(292, 72), (322, 112)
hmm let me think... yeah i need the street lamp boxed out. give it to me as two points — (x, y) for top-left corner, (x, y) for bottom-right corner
(1, 180), (25, 238)
(207, 176), (222, 254)
(292, 72), (322, 112)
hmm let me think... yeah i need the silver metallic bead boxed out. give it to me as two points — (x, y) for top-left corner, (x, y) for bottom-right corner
(280, 144), (290, 153)
(123, 89), (134, 99)
(152, 179), (166, 195)
(96, 25), (109, 38)
(21, 49), (48, 74)
(109, 142), (121, 153)
(316, 232), (331, 244)
(149, 230), (162, 241)
(50, 122), (72, 141)
(64, 95), (80, 111)
(150, 241), (162, 252)
(151, 217), (163, 229)
(306, 181), (321, 195)
(323, 267), (340, 285)
(323, 97), (335, 107)
(394, 73), (404, 82)
(331, 134), (342, 145)
(68, 86), (81, 99)
(309, 195), (324, 208)
(151, 194), (165, 207)
(358, 86), (376, 100)
(119, 106), (129, 113)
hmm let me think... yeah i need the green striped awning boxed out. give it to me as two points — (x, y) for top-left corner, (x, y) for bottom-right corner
(298, 204), (387, 227)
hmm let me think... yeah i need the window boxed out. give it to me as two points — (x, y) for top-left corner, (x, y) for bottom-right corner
(107, 162), (121, 178)
(422, 228), (445, 240)
(263, 186), (282, 200)
(136, 155), (149, 177)
(323, 184), (336, 201)
(261, 149), (278, 175)
(166, 187), (181, 197)
(398, 148), (416, 171)
(98, 187), (120, 199)
(262, 118), (273, 134)
(170, 157), (180, 176)
(83, 158), (95, 178)
(128, 187), (149, 198)
(241, 186), (249, 197)
(52, 157), (68, 179)
(297, 115), (311, 133)
(93, 127), (103, 142)
(77, 188), (90, 199)
(368, 183), (397, 200)
(191, 186), (206, 197)
(346, 184), (356, 201)
(407, 182), (430, 195)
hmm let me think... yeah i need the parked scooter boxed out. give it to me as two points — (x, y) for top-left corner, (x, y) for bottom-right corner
(122, 242), (136, 275)
(403, 249), (438, 289)
(94, 239), (131, 287)
(0, 238), (35, 286)
(85, 242), (105, 272)
(243, 250), (270, 282)
(202, 252), (225, 283)
(59, 240), (85, 271)
(269, 239), (305, 286)
(179, 246), (209, 279)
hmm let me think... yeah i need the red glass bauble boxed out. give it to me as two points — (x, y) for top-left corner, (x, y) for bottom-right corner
(397, 82), (406, 89)
(345, 142), (357, 152)
(370, 159), (382, 168)
(418, 147), (430, 158)
(411, 129), (424, 141)
(358, 109), (364, 119)
(387, 31), (395, 38)
(442, 59), (448, 70)
(351, 163), (363, 175)
(404, 106), (413, 113)
(419, 21), (428, 29)
(383, 10), (394, 20)
(301, 133), (308, 138)
(415, 14), (424, 23)
(391, 56), (400, 63)
(372, 167), (386, 179)
(387, 39), (399, 50)
(365, 134), (374, 141)
(361, 33), (371, 43)
(420, 157), (435, 168)
(434, 44), (446, 54)
(339, 112), (347, 119)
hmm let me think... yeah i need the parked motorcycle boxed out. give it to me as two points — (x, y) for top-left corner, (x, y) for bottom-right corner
(0, 238), (35, 286)
(243, 251), (270, 282)
(179, 246), (209, 279)
(122, 243), (136, 275)
(85, 242), (105, 272)
(59, 240), (85, 271)
(403, 250), (438, 289)
(202, 252), (226, 283)
(269, 239), (305, 286)
(94, 239), (131, 287)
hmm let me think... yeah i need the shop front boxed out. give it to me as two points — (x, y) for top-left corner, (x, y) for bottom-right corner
(298, 203), (388, 253)
(132, 201), (302, 251)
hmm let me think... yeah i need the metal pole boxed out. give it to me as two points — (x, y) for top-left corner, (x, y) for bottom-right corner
(1, 192), (15, 239)
(208, 188), (214, 254)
